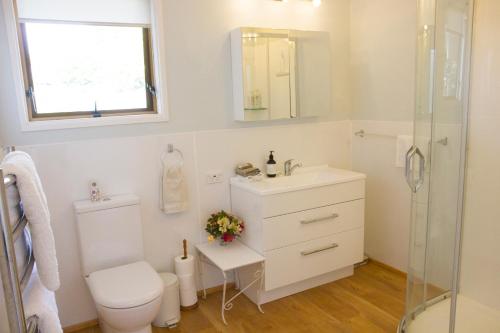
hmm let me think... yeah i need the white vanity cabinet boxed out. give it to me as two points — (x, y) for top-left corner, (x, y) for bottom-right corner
(230, 166), (365, 304)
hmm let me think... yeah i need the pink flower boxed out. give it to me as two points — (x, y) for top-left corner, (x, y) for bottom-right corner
(222, 233), (234, 243)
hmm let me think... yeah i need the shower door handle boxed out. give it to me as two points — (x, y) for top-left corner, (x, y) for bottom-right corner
(415, 147), (425, 191)
(405, 145), (425, 193)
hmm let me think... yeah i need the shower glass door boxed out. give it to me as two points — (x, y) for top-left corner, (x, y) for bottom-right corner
(403, 0), (473, 332)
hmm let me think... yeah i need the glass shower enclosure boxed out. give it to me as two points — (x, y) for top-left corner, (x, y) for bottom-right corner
(399, 0), (474, 332)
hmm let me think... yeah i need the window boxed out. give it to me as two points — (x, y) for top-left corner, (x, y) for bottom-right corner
(20, 22), (156, 119)
(13, 0), (160, 122)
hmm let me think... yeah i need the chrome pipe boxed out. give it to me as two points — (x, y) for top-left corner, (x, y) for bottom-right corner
(4, 175), (16, 187)
(26, 315), (39, 333)
(0, 169), (28, 333)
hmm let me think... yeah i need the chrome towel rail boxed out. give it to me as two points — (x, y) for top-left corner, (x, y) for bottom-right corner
(354, 129), (448, 146)
(0, 165), (39, 333)
(354, 129), (397, 138)
(166, 143), (184, 159)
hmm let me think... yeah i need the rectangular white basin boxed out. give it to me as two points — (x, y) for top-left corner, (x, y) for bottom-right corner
(230, 165), (366, 196)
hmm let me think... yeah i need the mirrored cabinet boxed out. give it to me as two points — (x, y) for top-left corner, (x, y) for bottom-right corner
(231, 27), (331, 121)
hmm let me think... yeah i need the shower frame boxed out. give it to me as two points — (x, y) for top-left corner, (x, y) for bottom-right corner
(398, 0), (475, 332)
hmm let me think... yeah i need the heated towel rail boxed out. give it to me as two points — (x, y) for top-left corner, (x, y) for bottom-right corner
(0, 147), (39, 333)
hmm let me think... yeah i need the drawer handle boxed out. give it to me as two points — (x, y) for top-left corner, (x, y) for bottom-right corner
(301, 243), (339, 256)
(300, 213), (339, 225)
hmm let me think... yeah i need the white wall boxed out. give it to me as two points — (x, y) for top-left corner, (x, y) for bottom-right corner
(0, 0), (351, 146)
(350, 0), (416, 122)
(351, 120), (412, 272)
(460, 0), (500, 311)
(350, 0), (416, 271)
(16, 121), (351, 327)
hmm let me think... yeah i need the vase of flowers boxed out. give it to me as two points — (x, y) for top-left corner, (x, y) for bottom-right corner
(205, 210), (244, 245)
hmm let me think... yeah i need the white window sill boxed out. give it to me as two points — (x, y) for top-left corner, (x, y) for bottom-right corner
(20, 112), (169, 132)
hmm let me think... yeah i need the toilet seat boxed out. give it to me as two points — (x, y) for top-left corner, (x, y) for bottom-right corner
(87, 261), (163, 309)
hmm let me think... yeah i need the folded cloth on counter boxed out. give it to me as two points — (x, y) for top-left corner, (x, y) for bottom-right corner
(160, 151), (188, 214)
(395, 135), (414, 168)
(24, 266), (62, 333)
(1, 151), (60, 291)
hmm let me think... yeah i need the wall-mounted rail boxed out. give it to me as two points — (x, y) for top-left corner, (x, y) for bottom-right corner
(0, 147), (39, 333)
(354, 129), (448, 146)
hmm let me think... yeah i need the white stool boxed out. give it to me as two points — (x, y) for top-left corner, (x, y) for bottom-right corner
(196, 240), (265, 325)
(153, 273), (181, 328)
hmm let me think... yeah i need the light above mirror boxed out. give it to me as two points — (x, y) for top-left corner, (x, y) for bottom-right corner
(273, 0), (322, 7)
(312, 0), (322, 7)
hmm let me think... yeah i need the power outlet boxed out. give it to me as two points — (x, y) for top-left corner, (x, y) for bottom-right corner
(206, 171), (223, 184)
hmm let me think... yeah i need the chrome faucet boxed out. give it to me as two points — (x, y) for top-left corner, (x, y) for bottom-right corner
(284, 159), (303, 176)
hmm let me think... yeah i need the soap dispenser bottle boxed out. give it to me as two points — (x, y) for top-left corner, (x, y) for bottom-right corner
(266, 151), (277, 178)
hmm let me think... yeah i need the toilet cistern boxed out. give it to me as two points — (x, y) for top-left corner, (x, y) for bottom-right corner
(284, 159), (303, 176)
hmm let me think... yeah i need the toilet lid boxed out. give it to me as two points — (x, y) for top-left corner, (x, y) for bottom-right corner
(87, 261), (163, 309)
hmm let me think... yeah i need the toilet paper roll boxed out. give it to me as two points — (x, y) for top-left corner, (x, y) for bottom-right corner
(174, 254), (198, 307)
(177, 274), (197, 290)
(179, 286), (198, 307)
(174, 255), (195, 276)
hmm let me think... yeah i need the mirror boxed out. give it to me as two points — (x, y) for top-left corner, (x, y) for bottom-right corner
(231, 27), (331, 121)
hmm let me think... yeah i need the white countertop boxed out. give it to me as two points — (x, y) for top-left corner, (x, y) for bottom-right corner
(230, 165), (366, 196)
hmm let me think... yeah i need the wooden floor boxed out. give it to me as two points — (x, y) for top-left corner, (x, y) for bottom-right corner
(74, 262), (406, 333)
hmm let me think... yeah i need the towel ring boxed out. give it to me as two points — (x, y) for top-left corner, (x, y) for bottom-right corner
(165, 144), (184, 159)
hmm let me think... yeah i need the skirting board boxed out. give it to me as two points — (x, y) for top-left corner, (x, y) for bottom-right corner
(63, 319), (99, 333)
(238, 264), (354, 305)
(368, 258), (407, 278)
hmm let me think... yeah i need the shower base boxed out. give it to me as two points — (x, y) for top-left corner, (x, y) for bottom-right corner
(407, 294), (500, 333)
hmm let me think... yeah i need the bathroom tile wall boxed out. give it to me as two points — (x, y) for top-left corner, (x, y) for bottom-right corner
(460, 0), (500, 311)
(350, 0), (416, 123)
(351, 120), (413, 272)
(18, 120), (351, 327)
(349, 0), (417, 271)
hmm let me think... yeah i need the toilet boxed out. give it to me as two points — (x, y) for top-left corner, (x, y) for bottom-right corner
(73, 194), (164, 333)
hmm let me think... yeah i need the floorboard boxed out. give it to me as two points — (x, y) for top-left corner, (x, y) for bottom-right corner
(71, 262), (406, 333)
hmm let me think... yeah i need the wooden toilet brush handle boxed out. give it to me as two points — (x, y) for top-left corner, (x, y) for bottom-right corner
(182, 239), (188, 259)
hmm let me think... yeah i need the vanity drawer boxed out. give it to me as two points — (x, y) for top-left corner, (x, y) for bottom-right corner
(263, 199), (364, 250)
(261, 180), (365, 217)
(264, 228), (364, 291)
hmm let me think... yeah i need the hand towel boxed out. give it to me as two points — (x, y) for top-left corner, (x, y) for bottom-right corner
(23, 266), (63, 333)
(395, 135), (414, 168)
(160, 152), (188, 214)
(1, 151), (60, 291)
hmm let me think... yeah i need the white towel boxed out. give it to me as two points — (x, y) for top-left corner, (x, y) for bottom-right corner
(1, 151), (60, 291)
(395, 135), (414, 168)
(160, 152), (188, 214)
(24, 267), (62, 333)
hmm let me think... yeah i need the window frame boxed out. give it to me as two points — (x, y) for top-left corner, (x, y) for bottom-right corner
(1, 0), (169, 131)
(18, 20), (158, 121)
